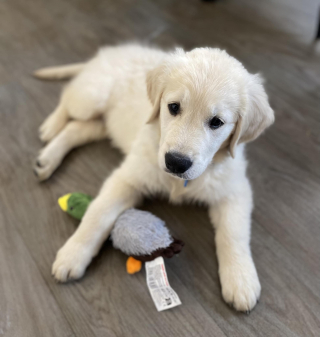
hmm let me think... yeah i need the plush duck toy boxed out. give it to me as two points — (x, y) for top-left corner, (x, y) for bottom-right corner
(58, 193), (184, 274)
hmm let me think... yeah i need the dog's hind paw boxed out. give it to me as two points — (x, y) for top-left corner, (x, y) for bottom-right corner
(33, 147), (62, 181)
(39, 110), (67, 143)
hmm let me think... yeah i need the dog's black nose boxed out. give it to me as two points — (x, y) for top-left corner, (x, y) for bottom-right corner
(165, 152), (193, 174)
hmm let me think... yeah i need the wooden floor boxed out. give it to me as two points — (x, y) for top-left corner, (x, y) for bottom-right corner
(1, 0), (319, 336)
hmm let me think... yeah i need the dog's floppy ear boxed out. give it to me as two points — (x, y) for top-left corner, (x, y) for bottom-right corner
(229, 74), (274, 157)
(146, 64), (166, 123)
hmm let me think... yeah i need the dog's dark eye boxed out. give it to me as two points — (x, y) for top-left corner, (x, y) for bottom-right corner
(209, 117), (224, 130)
(168, 103), (180, 116)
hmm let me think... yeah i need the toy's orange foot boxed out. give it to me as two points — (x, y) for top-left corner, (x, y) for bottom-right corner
(126, 257), (142, 274)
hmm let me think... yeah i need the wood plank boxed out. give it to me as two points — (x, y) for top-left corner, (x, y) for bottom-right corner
(0, 207), (75, 337)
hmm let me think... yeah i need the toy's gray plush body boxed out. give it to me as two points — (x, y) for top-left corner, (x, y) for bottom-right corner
(111, 209), (173, 256)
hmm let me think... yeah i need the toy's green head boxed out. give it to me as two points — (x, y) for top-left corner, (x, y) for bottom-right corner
(58, 193), (93, 220)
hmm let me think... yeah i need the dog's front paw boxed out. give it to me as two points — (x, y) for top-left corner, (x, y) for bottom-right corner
(219, 258), (261, 312)
(52, 239), (93, 282)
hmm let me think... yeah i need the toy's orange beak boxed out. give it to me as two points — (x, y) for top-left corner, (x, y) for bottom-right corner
(126, 257), (142, 274)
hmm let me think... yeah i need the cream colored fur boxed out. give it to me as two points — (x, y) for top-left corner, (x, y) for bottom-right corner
(34, 44), (274, 312)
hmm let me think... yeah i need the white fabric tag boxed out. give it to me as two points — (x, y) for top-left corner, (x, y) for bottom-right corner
(145, 257), (182, 311)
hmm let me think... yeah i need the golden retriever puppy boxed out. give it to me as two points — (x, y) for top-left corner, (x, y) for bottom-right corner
(34, 44), (274, 312)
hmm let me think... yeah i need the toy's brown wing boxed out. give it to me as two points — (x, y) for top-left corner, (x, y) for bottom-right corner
(131, 238), (185, 262)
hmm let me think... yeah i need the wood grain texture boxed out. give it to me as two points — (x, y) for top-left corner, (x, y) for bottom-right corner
(0, 206), (75, 337)
(0, 0), (319, 336)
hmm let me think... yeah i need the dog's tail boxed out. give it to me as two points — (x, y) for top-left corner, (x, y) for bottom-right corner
(33, 63), (85, 80)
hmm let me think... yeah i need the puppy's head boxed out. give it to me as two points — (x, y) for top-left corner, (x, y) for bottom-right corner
(147, 47), (274, 180)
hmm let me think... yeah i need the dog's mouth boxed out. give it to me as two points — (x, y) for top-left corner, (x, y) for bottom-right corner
(164, 168), (188, 180)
